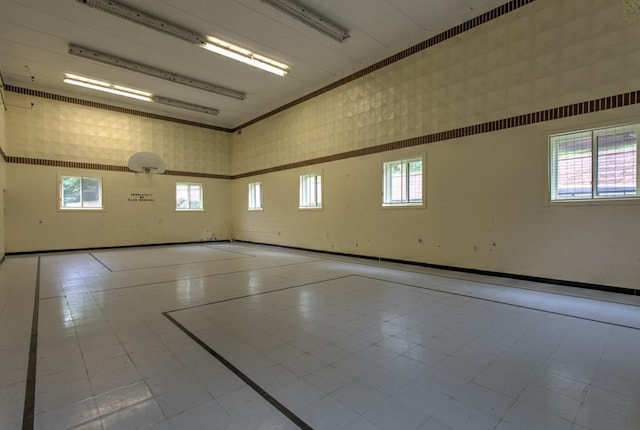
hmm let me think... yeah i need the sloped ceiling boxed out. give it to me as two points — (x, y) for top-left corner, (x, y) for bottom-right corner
(0, 0), (509, 129)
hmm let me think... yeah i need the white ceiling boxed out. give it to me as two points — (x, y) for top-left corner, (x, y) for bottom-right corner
(0, 0), (508, 129)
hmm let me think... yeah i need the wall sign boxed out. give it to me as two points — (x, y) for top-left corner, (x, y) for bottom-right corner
(128, 192), (155, 202)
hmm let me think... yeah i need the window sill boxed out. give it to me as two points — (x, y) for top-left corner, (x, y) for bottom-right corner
(59, 207), (105, 212)
(544, 196), (640, 207)
(382, 203), (425, 209)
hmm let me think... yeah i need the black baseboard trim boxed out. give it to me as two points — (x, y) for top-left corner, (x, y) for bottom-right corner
(5, 240), (232, 256)
(234, 240), (639, 296)
(6, 239), (637, 296)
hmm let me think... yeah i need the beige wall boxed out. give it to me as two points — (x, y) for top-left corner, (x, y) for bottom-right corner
(0, 104), (5, 259)
(4, 93), (232, 252)
(230, 0), (640, 290)
(5, 93), (231, 175)
(231, 108), (640, 289)
(3, 0), (639, 289)
(231, 0), (640, 175)
(6, 164), (230, 252)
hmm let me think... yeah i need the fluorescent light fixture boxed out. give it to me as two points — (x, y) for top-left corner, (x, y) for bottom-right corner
(152, 96), (219, 115)
(204, 37), (288, 77)
(77, 0), (205, 44)
(68, 44), (246, 100)
(63, 73), (219, 115)
(77, 0), (289, 76)
(64, 73), (152, 101)
(261, 0), (350, 43)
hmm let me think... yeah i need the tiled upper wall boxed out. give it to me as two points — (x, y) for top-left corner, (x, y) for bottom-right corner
(5, 93), (232, 175)
(231, 0), (640, 175)
(0, 102), (5, 160)
(4, 0), (640, 178)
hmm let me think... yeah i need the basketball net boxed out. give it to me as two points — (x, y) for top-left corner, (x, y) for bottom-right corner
(623, 0), (640, 20)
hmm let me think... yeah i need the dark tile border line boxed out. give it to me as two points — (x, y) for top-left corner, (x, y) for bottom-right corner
(244, 242), (640, 309)
(4, 85), (232, 133)
(89, 252), (113, 272)
(7, 238), (638, 297)
(0, 144), (7, 162)
(163, 312), (313, 429)
(234, 0), (537, 131)
(236, 240), (639, 296)
(22, 256), (40, 430)
(200, 243), (258, 258)
(164, 272), (638, 430)
(162, 275), (354, 429)
(164, 273), (349, 314)
(234, 89), (640, 178)
(5, 240), (231, 256)
(95, 255), (253, 273)
(356, 274), (640, 330)
(80, 260), (319, 295)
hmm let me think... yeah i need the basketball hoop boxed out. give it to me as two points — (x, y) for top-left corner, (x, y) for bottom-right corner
(623, 0), (640, 21)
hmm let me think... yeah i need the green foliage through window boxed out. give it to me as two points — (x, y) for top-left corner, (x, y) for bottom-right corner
(176, 183), (203, 210)
(61, 176), (102, 209)
(383, 158), (423, 205)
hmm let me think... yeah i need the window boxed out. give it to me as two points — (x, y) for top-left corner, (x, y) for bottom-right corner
(383, 157), (423, 206)
(248, 182), (263, 210)
(299, 173), (322, 208)
(176, 183), (203, 210)
(549, 124), (639, 201)
(60, 175), (103, 209)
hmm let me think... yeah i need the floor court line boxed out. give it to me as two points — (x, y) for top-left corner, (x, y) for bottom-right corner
(12, 244), (640, 430)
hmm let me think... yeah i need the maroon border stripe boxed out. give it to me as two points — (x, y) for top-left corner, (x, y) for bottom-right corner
(4, 85), (232, 133)
(233, 89), (640, 178)
(5, 89), (640, 179)
(7, 89), (640, 179)
(4, 156), (232, 179)
(164, 169), (232, 179)
(233, 0), (537, 131)
(3, 0), (535, 135)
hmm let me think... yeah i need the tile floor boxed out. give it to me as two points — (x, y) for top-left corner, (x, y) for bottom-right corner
(1, 243), (639, 429)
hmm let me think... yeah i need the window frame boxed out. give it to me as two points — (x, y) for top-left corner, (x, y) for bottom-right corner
(248, 182), (263, 211)
(547, 123), (640, 205)
(382, 156), (425, 208)
(176, 182), (204, 211)
(299, 172), (323, 209)
(58, 174), (104, 211)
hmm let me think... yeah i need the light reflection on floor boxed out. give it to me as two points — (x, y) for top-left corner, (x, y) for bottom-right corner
(0, 243), (639, 429)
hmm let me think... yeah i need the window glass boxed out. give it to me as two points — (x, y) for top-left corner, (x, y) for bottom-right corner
(249, 182), (263, 210)
(383, 157), (423, 206)
(61, 176), (103, 209)
(299, 174), (322, 208)
(176, 183), (203, 210)
(595, 129), (637, 197)
(549, 125), (638, 201)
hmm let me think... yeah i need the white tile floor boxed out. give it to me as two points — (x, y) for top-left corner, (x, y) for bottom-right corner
(1, 243), (639, 429)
